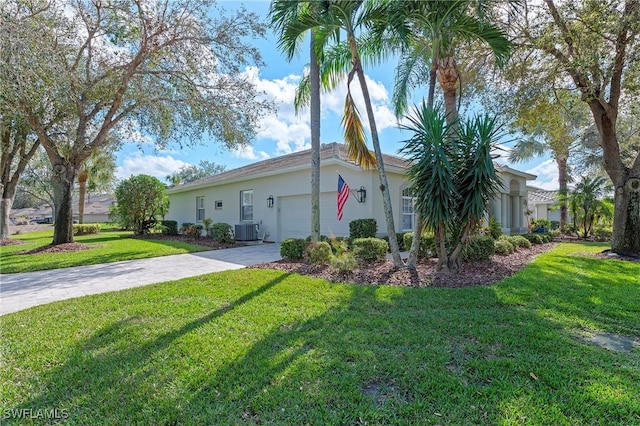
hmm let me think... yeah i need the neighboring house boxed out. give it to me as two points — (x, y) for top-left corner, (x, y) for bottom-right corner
(527, 186), (562, 223)
(166, 143), (536, 242)
(10, 193), (114, 224)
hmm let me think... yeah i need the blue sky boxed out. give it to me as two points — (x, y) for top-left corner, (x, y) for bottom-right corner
(114, 0), (558, 189)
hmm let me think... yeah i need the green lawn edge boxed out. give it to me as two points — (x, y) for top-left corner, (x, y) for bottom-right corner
(1, 242), (639, 424)
(0, 228), (212, 274)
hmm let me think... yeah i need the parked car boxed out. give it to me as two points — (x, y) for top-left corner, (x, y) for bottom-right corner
(33, 217), (53, 224)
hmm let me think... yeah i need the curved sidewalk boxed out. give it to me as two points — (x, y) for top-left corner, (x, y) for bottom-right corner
(0, 244), (282, 316)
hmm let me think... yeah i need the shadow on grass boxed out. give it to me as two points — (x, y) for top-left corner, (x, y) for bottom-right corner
(9, 268), (640, 424)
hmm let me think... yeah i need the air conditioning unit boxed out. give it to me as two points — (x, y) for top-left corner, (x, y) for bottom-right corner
(235, 223), (258, 241)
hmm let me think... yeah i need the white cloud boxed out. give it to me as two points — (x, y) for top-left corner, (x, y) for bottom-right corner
(246, 66), (399, 154)
(526, 159), (559, 190)
(116, 154), (190, 181)
(232, 145), (271, 161)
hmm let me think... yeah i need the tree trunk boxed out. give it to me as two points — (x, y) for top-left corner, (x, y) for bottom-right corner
(353, 60), (402, 267)
(557, 156), (568, 228)
(310, 31), (321, 243)
(78, 169), (89, 224)
(51, 159), (77, 245)
(0, 193), (13, 240)
(587, 101), (640, 255)
(612, 176), (640, 255)
(436, 56), (459, 124)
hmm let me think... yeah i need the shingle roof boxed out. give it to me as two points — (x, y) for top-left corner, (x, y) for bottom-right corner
(528, 188), (559, 203)
(168, 142), (410, 192)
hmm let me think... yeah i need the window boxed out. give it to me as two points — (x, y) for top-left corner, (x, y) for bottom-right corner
(401, 188), (416, 231)
(215, 200), (223, 210)
(196, 196), (205, 221)
(240, 190), (253, 221)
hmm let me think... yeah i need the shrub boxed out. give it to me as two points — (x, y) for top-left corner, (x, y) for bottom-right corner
(305, 235), (329, 242)
(329, 237), (349, 255)
(211, 223), (234, 244)
(561, 224), (577, 235)
(461, 235), (495, 261)
(508, 235), (531, 249)
(73, 223), (101, 236)
(549, 229), (561, 238)
(349, 218), (377, 239)
(180, 223), (203, 238)
(352, 237), (388, 262)
(280, 238), (307, 261)
(532, 218), (551, 233)
(593, 227), (612, 241)
(523, 233), (544, 244)
(330, 252), (358, 273)
(403, 232), (436, 258)
(202, 218), (213, 237)
(160, 220), (178, 236)
(550, 220), (560, 230)
(541, 233), (553, 243)
(487, 216), (503, 240)
(305, 241), (332, 264)
(494, 239), (515, 255)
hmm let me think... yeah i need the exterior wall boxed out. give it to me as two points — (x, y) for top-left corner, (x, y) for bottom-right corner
(167, 163), (407, 242)
(168, 162), (535, 241)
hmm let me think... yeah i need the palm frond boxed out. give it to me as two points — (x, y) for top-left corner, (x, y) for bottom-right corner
(509, 134), (547, 163)
(342, 91), (376, 169)
(294, 74), (310, 114)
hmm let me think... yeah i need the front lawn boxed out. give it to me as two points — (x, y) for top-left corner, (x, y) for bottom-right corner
(1, 243), (639, 424)
(0, 227), (212, 273)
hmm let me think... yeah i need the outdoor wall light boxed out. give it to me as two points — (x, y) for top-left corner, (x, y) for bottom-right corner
(267, 195), (274, 208)
(356, 186), (366, 203)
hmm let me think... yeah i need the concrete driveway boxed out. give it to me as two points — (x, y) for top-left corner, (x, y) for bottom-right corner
(0, 243), (281, 316)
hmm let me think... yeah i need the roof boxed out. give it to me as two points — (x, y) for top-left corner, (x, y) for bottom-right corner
(527, 187), (559, 204)
(168, 142), (410, 193)
(494, 163), (537, 180)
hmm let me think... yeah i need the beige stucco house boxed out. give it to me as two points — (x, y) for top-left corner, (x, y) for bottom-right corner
(166, 143), (536, 242)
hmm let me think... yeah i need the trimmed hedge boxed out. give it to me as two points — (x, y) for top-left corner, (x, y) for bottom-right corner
(523, 233), (544, 244)
(494, 239), (515, 255)
(508, 235), (532, 249)
(461, 235), (495, 261)
(349, 218), (377, 239)
(73, 223), (101, 236)
(211, 223), (234, 244)
(160, 220), (178, 236)
(330, 252), (358, 273)
(280, 238), (307, 261)
(305, 241), (332, 264)
(180, 223), (203, 238)
(352, 237), (388, 262)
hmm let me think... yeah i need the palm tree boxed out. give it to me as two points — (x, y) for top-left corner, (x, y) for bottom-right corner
(276, 0), (403, 266)
(400, 102), (503, 273)
(570, 176), (612, 239)
(77, 149), (116, 223)
(379, 0), (510, 266)
(270, 1), (323, 242)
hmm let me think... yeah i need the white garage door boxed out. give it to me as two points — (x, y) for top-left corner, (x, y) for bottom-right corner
(278, 193), (350, 241)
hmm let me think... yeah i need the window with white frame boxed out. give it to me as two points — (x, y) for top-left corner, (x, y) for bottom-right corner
(401, 188), (416, 231)
(196, 196), (205, 221)
(240, 190), (253, 221)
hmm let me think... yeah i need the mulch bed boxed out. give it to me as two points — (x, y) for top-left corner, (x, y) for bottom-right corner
(20, 242), (99, 255)
(250, 243), (556, 288)
(1, 238), (24, 247)
(577, 249), (640, 263)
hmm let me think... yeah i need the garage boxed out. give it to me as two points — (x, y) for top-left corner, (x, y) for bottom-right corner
(277, 193), (351, 241)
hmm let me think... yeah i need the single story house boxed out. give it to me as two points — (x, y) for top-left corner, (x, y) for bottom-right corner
(527, 186), (561, 223)
(10, 193), (114, 224)
(166, 143), (536, 242)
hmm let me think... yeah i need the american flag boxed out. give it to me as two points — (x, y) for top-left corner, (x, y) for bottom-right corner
(337, 174), (350, 221)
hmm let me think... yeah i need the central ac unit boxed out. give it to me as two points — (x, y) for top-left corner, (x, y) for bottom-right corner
(234, 223), (258, 241)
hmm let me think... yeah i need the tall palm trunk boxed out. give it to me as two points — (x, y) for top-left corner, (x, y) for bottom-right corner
(349, 36), (402, 267)
(437, 56), (460, 124)
(557, 156), (568, 228)
(310, 31), (321, 242)
(78, 169), (89, 224)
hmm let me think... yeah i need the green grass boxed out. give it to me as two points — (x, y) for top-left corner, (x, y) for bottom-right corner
(0, 227), (211, 273)
(1, 243), (639, 424)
